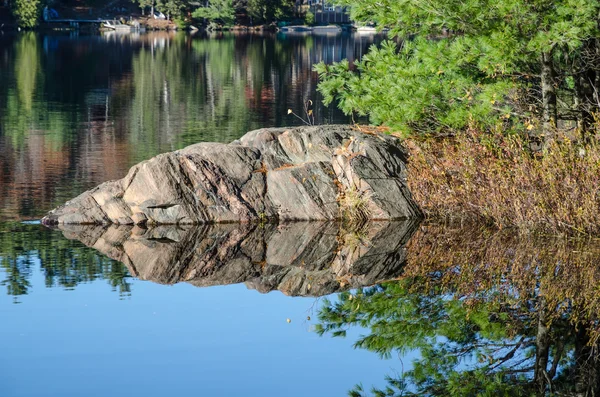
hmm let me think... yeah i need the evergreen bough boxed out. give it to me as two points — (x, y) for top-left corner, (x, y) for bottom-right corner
(315, 0), (600, 137)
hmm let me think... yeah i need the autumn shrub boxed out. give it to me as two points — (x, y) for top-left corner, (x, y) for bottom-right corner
(405, 128), (600, 235)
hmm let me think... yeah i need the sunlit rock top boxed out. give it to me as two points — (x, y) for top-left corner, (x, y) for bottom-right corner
(42, 125), (422, 225)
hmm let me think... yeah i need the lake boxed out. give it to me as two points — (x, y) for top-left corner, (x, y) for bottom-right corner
(1, 31), (600, 396)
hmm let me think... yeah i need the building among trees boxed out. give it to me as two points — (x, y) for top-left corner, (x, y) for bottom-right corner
(305, 0), (350, 24)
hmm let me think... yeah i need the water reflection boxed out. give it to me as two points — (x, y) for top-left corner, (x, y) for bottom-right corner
(52, 221), (418, 297)
(318, 225), (600, 396)
(6, 219), (600, 394)
(0, 31), (384, 221)
(0, 222), (131, 303)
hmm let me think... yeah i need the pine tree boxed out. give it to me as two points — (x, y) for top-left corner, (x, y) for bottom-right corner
(134, 0), (155, 16)
(315, 0), (600, 138)
(246, 0), (293, 24)
(192, 0), (235, 26)
(158, 0), (186, 20)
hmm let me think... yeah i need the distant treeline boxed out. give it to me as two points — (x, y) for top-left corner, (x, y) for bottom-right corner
(3, 0), (305, 28)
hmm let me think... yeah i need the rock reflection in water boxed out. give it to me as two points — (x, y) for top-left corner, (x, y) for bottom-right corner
(54, 221), (418, 297)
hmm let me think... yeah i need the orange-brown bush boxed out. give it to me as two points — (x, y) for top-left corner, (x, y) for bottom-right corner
(405, 129), (600, 235)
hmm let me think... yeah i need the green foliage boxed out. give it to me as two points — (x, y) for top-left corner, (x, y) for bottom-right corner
(192, 0), (235, 26)
(0, 223), (132, 303)
(315, 39), (514, 134)
(246, 0), (293, 24)
(330, 0), (598, 46)
(157, 0), (186, 19)
(15, 34), (38, 111)
(132, 0), (187, 19)
(134, 0), (155, 12)
(2, 33), (77, 150)
(316, 280), (554, 396)
(316, 0), (600, 135)
(304, 10), (314, 26)
(173, 16), (189, 29)
(12, 0), (42, 28)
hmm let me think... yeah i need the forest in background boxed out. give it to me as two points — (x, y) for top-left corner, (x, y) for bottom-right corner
(1, 0), (305, 28)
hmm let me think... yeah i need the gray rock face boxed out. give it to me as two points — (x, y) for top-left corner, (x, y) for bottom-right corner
(53, 220), (419, 297)
(42, 125), (422, 225)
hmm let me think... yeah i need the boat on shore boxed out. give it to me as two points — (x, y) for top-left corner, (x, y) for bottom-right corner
(278, 25), (342, 35)
(312, 25), (342, 34)
(101, 20), (142, 32)
(355, 25), (377, 34)
(279, 25), (313, 33)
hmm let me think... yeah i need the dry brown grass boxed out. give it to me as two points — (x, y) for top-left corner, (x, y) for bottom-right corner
(338, 186), (372, 225)
(405, 128), (600, 235)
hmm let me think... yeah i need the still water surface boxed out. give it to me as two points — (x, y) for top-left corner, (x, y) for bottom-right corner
(0, 30), (380, 222)
(0, 31), (400, 397)
(2, 31), (600, 396)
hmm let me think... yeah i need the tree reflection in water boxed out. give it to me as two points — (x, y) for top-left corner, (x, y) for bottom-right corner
(0, 223), (132, 302)
(318, 225), (600, 396)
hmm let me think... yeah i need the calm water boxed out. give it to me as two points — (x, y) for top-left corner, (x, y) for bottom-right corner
(0, 31), (384, 222)
(0, 30), (398, 397)
(2, 31), (600, 396)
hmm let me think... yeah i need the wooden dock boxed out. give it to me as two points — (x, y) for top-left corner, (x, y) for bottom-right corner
(45, 19), (102, 27)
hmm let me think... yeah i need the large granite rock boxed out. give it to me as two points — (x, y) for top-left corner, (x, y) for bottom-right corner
(53, 220), (418, 297)
(42, 125), (422, 225)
